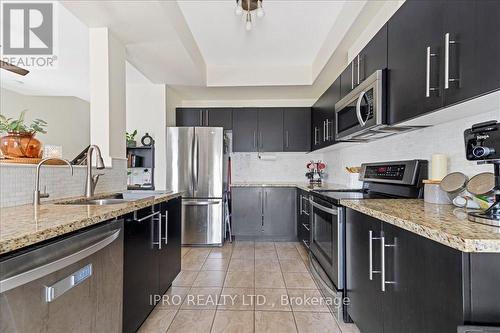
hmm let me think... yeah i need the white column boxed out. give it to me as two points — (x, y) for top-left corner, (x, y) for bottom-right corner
(89, 27), (126, 166)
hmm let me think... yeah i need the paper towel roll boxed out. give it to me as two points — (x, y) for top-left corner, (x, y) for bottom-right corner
(431, 154), (448, 180)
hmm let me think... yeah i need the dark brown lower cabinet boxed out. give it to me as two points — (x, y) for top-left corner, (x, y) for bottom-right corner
(123, 199), (182, 333)
(346, 209), (500, 333)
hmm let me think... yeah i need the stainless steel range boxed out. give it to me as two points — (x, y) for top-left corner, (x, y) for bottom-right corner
(308, 159), (428, 316)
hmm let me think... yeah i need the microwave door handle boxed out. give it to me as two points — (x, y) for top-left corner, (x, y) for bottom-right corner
(355, 91), (367, 127)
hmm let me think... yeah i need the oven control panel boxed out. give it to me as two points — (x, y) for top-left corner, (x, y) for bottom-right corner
(359, 160), (428, 186)
(363, 164), (406, 181)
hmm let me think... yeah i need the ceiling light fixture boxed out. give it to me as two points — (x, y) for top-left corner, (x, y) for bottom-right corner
(235, 0), (264, 31)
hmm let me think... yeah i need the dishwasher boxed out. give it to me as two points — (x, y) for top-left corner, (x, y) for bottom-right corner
(0, 218), (123, 333)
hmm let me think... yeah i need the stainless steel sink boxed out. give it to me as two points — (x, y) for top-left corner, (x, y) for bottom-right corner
(56, 198), (130, 205)
(55, 191), (162, 205)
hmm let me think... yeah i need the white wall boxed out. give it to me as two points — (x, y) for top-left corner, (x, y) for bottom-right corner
(166, 86), (183, 126)
(1, 88), (90, 159)
(89, 27), (126, 166)
(126, 63), (167, 190)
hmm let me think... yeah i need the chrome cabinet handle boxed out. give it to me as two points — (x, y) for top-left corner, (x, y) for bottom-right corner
(285, 131), (289, 148)
(205, 110), (209, 126)
(380, 235), (396, 292)
(199, 111), (203, 126)
(444, 32), (459, 89)
(355, 91), (367, 127)
(302, 239), (310, 249)
(302, 196), (310, 216)
(351, 60), (354, 89)
(357, 54), (360, 85)
(302, 223), (310, 231)
(309, 198), (338, 215)
(299, 194), (303, 213)
(425, 46), (438, 97)
(133, 211), (160, 222)
(369, 230), (381, 281)
(253, 131), (257, 148)
(161, 213), (168, 245)
(314, 127), (319, 145)
(323, 120), (326, 142)
(152, 212), (162, 250)
(259, 132), (263, 149)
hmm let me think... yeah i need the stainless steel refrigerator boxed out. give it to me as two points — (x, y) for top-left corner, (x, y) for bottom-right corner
(166, 127), (224, 246)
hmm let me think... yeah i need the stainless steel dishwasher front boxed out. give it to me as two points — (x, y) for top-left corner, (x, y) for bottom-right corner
(0, 219), (124, 333)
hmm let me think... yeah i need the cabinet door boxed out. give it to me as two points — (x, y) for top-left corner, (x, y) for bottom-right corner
(258, 108), (284, 152)
(359, 24), (388, 83)
(123, 209), (158, 333)
(340, 62), (354, 99)
(297, 190), (311, 246)
(159, 197), (182, 294)
(473, 0), (500, 97)
(379, 220), (464, 333)
(312, 78), (339, 150)
(283, 107), (311, 152)
(311, 107), (325, 150)
(176, 108), (203, 126)
(231, 187), (263, 237)
(387, 0), (445, 124)
(232, 108), (259, 152)
(441, 1), (479, 106)
(345, 209), (383, 333)
(381, 222), (421, 333)
(207, 108), (232, 130)
(262, 188), (296, 240)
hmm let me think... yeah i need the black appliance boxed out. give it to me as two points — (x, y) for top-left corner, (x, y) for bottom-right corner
(464, 120), (500, 227)
(308, 159), (427, 318)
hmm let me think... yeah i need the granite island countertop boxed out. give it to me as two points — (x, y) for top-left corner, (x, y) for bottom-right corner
(0, 191), (182, 255)
(341, 199), (500, 253)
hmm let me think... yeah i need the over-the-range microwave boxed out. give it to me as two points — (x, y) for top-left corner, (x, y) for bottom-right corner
(335, 69), (423, 142)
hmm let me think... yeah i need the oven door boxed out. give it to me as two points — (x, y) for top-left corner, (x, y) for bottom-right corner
(309, 195), (344, 290)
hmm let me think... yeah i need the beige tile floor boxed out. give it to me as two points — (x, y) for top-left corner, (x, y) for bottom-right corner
(138, 241), (360, 333)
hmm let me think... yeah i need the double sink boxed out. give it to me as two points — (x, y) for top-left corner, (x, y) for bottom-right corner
(56, 191), (171, 206)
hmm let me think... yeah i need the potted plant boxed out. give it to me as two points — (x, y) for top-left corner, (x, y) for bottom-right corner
(126, 130), (138, 147)
(0, 111), (47, 158)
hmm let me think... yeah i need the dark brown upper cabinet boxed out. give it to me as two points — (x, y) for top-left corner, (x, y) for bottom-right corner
(387, 0), (445, 124)
(176, 108), (232, 130)
(283, 107), (311, 152)
(312, 77), (340, 151)
(387, 0), (500, 124)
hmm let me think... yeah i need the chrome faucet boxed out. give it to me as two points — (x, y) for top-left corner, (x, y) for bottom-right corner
(34, 158), (73, 208)
(85, 145), (105, 198)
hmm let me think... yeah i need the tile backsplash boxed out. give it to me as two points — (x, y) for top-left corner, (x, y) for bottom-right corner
(230, 110), (499, 186)
(0, 159), (127, 207)
(323, 110), (499, 187)
(231, 152), (325, 183)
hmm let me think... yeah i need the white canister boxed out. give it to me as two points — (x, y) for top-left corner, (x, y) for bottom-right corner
(424, 182), (452, 205)
(431, 154), (448, 180)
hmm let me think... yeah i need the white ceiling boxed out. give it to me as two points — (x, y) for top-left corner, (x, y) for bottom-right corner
(62, 0), (368, 89)
(178, 0), (345, 67)
(2, 0), (398, 102)
(1, 2), (90, 101)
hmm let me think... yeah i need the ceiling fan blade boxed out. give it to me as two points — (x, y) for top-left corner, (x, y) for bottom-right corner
(0, 60), (29, 76)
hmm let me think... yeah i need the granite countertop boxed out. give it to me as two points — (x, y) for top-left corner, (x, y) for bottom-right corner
(341, 199), (500, 253)
(230, 182), (352, 192)
(0, 191), (182, 255)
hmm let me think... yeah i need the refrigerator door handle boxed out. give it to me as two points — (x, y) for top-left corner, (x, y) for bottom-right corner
(192, 132), (199, 192)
